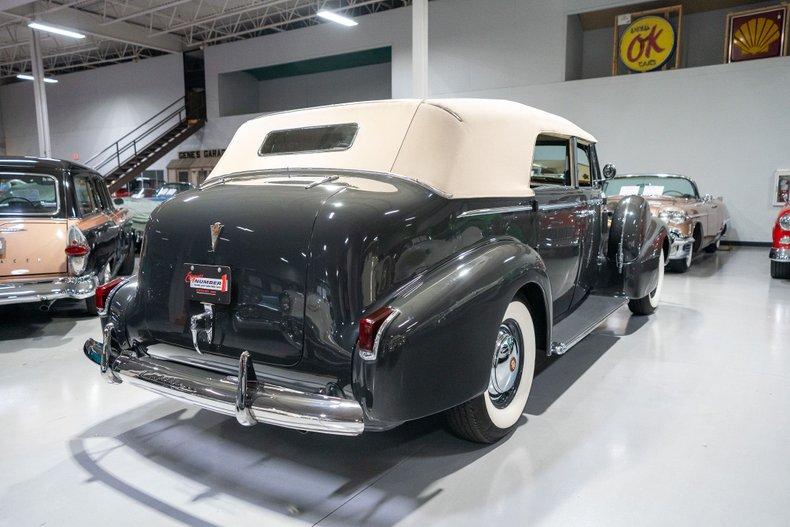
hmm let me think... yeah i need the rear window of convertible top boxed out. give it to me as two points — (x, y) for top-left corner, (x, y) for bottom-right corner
(258, 123), (358, 156)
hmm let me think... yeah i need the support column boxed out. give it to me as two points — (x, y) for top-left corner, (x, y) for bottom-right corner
(411, 0), (428, 98)
(30, 29), (52, 158)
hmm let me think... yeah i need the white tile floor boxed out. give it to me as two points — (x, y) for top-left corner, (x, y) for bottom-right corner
(1, 247), (788, 527)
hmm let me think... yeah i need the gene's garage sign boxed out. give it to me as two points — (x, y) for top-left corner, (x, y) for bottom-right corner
(619, 15), (675, 73)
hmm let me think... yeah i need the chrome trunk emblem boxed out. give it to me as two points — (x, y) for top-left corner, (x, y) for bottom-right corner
(190, 303), (214, 354)
(210, 222), (224, 252)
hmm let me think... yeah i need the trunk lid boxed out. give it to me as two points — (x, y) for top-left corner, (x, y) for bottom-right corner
(0, 219), (68, 277)
(138, 179), (341, 366)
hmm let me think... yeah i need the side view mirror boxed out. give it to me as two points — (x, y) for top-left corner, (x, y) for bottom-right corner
(703, 193), (713, 203)
(113, 197), (125, 205)
(602, 164), (617, 179)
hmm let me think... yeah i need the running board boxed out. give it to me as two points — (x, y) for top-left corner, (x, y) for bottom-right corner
(549, 295), (627, 356)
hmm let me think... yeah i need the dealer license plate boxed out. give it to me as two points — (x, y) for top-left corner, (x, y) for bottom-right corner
(184, 263), (232, 304)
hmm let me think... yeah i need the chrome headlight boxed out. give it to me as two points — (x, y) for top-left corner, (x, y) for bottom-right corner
(659, 210), (688, 224)
(779, 214), (790, 231)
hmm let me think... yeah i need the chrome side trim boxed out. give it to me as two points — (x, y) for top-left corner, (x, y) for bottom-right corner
(539, 201), (582, 211)
(549, 297), (628, 357)
(458, 205), (534, 218)
(83, 339), (365, 435)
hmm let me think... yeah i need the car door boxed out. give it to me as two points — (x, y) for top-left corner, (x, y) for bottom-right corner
(71, 172), (116, 278)
(570, 139), (603, 308)
(531, 134), (588, 320)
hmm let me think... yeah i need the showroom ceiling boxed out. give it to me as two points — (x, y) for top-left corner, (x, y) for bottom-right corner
(0, 0), (406, 80)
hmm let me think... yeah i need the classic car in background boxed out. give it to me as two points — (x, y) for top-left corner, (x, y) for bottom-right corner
(0, 157), (135, 314)
(120, 182), (193, 246)
(130, 187), (156, 199)
(84, 99), (667, 443)
(770, 203), (790, 279)
(604, 174), (729, 272)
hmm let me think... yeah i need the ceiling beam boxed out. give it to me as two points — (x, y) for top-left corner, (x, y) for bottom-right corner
(148, 0), (295, 37)
(99, 0), (193, 26)
(2, 3), (184, 53)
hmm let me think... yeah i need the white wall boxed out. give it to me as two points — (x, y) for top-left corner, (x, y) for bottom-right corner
(1, 0), (786, 241)
(192, 0), (788, 241)
(449, 57), (790, 243)
(257, 62), (391, 113)
(0, 53), (184, 170)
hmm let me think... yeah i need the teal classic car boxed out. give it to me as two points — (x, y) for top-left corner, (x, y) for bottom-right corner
(122, 182), (193, 247)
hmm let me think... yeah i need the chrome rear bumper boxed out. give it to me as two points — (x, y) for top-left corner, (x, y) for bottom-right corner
(0, 273), (96, 306)
(83, 324), (365, 435)
(770, 247), (790, 262)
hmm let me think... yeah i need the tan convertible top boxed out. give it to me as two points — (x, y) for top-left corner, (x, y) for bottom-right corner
(207, 98), (596, 199)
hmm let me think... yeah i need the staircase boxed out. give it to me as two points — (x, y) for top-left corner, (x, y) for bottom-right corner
(86, 95), (205, 192)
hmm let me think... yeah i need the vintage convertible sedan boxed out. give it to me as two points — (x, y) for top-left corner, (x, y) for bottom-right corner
(0, 157), (135, 314)
(83, 99), (667, 443)
(770, 203), (790, 279)
(604, 174), (729, 273)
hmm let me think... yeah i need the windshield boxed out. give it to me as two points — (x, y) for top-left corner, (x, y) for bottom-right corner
(603, 176), (697, 199)
(0, 173), (59, 216)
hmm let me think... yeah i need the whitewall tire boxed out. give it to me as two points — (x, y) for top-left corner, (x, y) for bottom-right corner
(628, 249), (664, 316)
(446, 299), (536, 443)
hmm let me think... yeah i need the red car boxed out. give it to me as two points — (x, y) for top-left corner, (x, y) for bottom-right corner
(771, 204), (790, 279)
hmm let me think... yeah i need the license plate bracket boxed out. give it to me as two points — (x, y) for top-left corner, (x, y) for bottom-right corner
(184, 263), (231, 304)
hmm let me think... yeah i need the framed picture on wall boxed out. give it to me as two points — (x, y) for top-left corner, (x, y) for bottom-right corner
(774, 170), (790, 206)
(725, 5), (788, 63)
(612, 5), (683, 76)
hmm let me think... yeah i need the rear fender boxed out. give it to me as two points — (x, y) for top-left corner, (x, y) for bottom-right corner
(352, 237), (550, 427)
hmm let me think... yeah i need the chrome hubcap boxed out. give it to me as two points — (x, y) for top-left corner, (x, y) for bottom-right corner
(488, 321), (522, 408)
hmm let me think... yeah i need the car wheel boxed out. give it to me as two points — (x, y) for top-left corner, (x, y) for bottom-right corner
(86, 262), (112, 315)
(119, 243), (135, 275)
(446, 299), (536, 443)
(704, 238), (720, 253)
(771, 260), (790, 279)
(668, 243), (692, 273)
(628, 249), (664, 316)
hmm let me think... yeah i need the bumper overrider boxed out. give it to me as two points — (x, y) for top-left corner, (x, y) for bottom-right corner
(666, 230), (693, 261)
(0, 273), (96, 306)
(770, 247), (790, 262)
(83, 323), (365, 435)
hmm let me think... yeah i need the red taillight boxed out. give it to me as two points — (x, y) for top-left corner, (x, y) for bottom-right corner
(95, 277), (124, 312)
(65, 243), (90, 256)
(358, 306), (395, 361)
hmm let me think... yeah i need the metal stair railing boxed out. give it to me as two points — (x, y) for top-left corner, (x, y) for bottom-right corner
(85, 96), (188, 178)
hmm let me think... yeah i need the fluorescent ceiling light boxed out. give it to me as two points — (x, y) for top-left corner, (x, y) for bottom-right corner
(317, 10), (358, 27)
(28, 22), (85, 39)
(17, 74), (58, 84)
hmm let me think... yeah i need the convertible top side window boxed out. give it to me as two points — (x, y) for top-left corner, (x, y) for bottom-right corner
(259, 123), (359, 156)
(531, 134), (571, 187)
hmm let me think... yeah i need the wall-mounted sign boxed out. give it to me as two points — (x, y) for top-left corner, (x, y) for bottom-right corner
(612, 5), (682, 76)
(774, 170), (790, 206)
(725, 5), (788, 63)
(178, 148), (226, 159)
